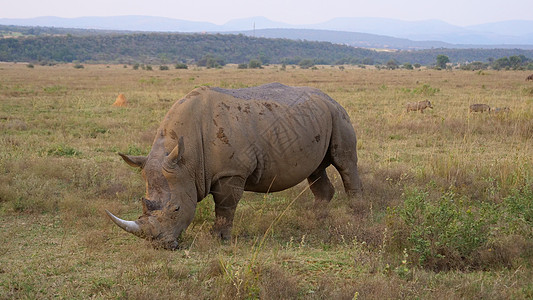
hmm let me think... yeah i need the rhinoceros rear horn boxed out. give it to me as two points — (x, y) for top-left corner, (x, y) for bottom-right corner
(165, 136), (185, 168)
(118, 153), (147, 168)
(105, 210), (143, 237)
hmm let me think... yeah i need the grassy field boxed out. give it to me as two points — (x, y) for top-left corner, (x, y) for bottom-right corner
(1, 62), (533, 299)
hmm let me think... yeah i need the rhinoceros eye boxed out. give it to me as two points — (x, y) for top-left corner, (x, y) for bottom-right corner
(174, 206), (180, 212)
(161, 165), (176, 176)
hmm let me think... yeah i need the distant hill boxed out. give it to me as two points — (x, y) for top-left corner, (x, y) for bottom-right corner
(1, 16), (533, 48)
(232, 28), (533, 50)
(295, 17), (533, 45)
(230, 29), (452, 50)
(1, 29), (533, 66)
(0, 16), (219, 32)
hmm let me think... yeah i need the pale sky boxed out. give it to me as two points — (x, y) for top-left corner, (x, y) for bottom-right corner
(1, 0), (533, 26)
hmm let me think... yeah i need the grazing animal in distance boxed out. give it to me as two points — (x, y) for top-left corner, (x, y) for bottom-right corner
(106, 83), (363, 250)
(406, 100), (433, 113)
(526, 74), (533, 81)
(469, 103), (491, 113)
(492, 107), (510, 114)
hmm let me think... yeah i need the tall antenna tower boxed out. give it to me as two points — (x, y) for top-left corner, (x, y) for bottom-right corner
(253, 22), (256, 37)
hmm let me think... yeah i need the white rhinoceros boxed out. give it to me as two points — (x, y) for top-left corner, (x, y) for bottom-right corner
(106, 83), (362, 249)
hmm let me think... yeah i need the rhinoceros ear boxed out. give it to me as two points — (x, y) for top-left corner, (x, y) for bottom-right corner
(119, 153), (147, 168)
(165, 136), (185, 168)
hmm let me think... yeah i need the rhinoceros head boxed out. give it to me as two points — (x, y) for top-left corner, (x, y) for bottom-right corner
(106, 136), (197, 250)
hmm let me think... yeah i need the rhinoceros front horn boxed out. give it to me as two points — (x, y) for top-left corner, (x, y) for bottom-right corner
(105, 210), (142, 236)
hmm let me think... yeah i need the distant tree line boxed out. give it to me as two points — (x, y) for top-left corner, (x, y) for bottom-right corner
(459, 55), (533, 71)
(1, 29), (533, 67)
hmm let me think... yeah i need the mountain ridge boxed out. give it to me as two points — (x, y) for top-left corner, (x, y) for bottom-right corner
(1, 15), (533, 49)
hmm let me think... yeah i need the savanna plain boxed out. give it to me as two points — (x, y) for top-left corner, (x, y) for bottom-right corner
(1, 63), (533, 299)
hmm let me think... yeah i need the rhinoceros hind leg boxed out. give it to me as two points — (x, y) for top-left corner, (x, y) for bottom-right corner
(307, 168), (335, 202)
(329, 129), (363, 197)
(211, 176), (245, 240)
(334, 164), (363, 197)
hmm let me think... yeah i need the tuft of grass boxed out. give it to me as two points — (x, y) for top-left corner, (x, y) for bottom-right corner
(522, 87), (533, 96)
(43, 85), (67, 94)
(47, 144), (82, 157)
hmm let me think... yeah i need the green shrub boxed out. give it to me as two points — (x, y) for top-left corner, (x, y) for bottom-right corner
(412, 83), (439, 96)
(403, 63), (413, 70)
(298, 59), (315, 69)
(388, 188), (497, 270)
(503, 186), (533, 233)
(248, 59), (262, 69)
(197, 55), (225, 68)
(174, 63), (188, 69)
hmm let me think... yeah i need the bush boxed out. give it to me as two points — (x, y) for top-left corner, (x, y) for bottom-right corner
(503, 187), (533, 231)
(298, 59), (315, 69)
(159, 65), (169, 71)
(174, 63), (188, 69)
(73, 64), (84, 69)
(412, 83), (439, 96)
(197, 55), (225, 68)
(386, 59), (399, 70)
(248, 59), (262, 69)
(460, 61), (488, 71)
(237, 63), (248, 69)
(387, 188), (497, 270)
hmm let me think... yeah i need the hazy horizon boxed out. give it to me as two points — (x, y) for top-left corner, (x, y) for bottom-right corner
(2, 0), (533, 27)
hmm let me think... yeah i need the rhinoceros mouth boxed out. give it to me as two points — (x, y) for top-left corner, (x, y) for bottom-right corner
(148, 234), (179, 250)
(162, 240), (179, 250)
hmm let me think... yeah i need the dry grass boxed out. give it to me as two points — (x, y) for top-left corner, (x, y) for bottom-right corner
(1, 63), (533, 298)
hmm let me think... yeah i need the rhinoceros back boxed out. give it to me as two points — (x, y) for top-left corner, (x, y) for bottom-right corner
(211, 82), (335, 106)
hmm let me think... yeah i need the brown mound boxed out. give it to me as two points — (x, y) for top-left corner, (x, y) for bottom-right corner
(112, 93), (128, 107)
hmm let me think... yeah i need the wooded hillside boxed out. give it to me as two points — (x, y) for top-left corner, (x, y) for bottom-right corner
(1, 27), (533, 66)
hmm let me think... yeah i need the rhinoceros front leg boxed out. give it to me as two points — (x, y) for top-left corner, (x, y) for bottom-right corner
(210, 176), (245, 240)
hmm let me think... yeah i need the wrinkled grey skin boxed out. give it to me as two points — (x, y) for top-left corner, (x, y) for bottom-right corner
(469, 103), (491, 113)
(406, 100), (433, 113)
(106, 83), (362, 250)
